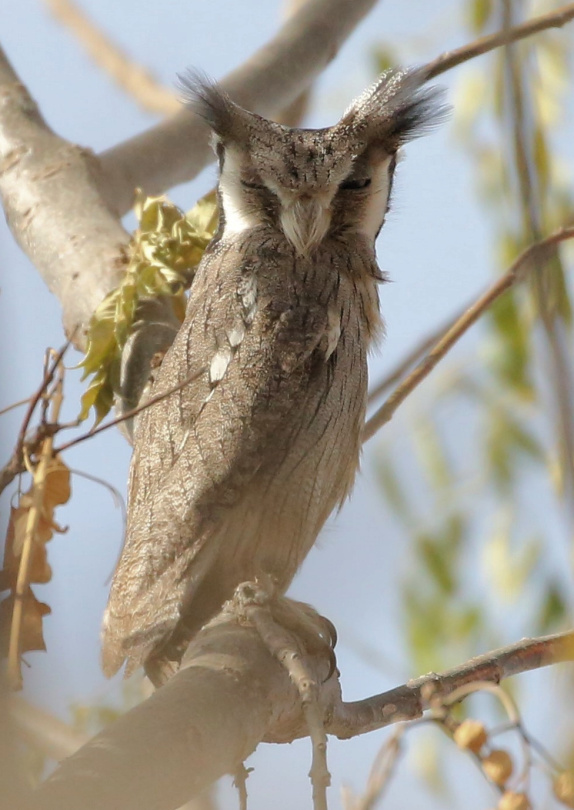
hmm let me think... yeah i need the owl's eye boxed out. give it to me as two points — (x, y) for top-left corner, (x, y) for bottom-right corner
(240, 179), (267, 191)
(339, 176), (372, 191)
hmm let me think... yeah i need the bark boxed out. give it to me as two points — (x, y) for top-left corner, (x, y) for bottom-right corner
(28, 616), (574, 810)
(31, 608), (337, 810)
(0, 48), (129, 349)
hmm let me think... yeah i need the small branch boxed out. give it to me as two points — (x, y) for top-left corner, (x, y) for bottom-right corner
(329, 629), (574, 740)
(367, 313), (460, 404)
(363, 225), (574, 442)
(0, 47), (130, 348)
(44, 0), (180, 116)
(98, 0), (380, 214)
(53, 365), (206, 455)
(424, 2), (574, 79)
(8, 360), (65, 689)
(342, 728), (404, 810)
(0, 342), (70, 496)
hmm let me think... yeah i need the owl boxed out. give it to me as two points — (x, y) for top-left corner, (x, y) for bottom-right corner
(101, 67), (445, 685)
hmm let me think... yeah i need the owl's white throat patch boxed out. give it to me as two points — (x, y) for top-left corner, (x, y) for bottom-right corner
(279, 196), (331, 256)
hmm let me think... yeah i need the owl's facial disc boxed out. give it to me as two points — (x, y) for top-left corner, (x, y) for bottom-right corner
(216, 144), (337, 255)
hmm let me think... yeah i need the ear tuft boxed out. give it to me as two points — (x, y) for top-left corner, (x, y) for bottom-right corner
(342, 67), (449, 147)
(177, 70), (237, 138)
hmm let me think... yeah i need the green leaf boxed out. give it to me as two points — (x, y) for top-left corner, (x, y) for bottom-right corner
(537, 582), (567, 632)
(78, 190), (219, 422)
(413, 418), (452, 490)
(417, 533), (456, 596)
(374, 455), (413, 526)
(488, 289), (533, 397)
(467, 0), (493, 32)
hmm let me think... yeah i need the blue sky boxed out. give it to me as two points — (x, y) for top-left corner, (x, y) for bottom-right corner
(1, 1), (573, 808)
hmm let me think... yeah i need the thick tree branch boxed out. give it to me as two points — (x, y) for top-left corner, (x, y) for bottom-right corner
(0, 47), (129, 349)
(98, 0), (380, 214)
(31, 603), (337, 810)
(29, 608), (574, 810)
(363, 225), (574, 442)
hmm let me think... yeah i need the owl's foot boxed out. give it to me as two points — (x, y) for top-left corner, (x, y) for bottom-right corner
(230, 582), (334, 807)
(231, 580), (338, 680)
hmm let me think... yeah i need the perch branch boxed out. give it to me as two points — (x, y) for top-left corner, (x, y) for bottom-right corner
(30, 617), (574, 810)
(31, 600), (337, 810)
(363, 225), (574, 442)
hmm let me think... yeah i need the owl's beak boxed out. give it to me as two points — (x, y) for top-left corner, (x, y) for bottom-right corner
(280, 196), (331, 256)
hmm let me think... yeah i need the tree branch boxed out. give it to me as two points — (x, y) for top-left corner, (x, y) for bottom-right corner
(0, 47), (129, 349)
(425, 2), (574, 79)
(29, 605), (574, 810)
(31, 601), (337, 810)
(330, 629), (574, 739)
(363, 225), (574, 442)
(367, 312), (460, 404)
(97, 2), (574, 216)
(43, 0), (180, 116)
(98, 0), (380, 214)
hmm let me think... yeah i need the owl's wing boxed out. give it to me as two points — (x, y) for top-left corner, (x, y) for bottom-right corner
(101, 239), (337, 676)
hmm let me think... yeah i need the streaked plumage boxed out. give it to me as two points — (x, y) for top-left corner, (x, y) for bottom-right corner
(101, 67), (445, 684)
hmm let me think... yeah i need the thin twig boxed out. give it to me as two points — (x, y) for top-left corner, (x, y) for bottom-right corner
(352, 728), (404, 810)
(0, 342), (71, 496)
(500, 0), (574, 511)
(367, 313), (461, 404)
(329, 629), (574, 739)
(362, 225), (574, 442)
(53, 366), (206, 454)
(43, 0), (180, 116)
(424, 2), (574, 79)
(0, 397), (33, 417)
(8, 358), (65, 690)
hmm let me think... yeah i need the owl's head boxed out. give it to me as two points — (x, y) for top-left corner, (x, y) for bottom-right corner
(182, 68), (446, 256)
